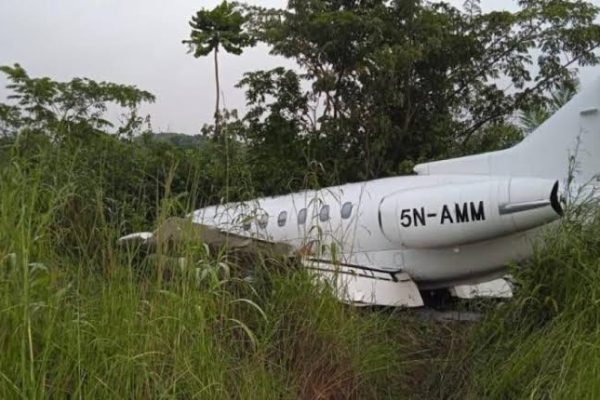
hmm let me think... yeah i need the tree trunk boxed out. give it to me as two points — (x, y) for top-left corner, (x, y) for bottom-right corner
(214, 45), (221, 136)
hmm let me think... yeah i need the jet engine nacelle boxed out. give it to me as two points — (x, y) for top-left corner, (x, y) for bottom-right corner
(379, 178), (563, 249)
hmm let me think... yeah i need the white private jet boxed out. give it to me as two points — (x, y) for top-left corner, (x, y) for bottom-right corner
(122, 79), (600, 308)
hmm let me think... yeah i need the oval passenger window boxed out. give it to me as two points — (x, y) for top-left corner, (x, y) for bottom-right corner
(278, 211), (287, 227)
(257, 213), (269, 229)
(341, 202), (353, 219)
(319, 205), (330, 222)
(298, 208), (307, 224)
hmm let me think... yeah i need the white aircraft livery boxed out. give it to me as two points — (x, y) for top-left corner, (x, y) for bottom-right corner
(124, 79), (600, 308)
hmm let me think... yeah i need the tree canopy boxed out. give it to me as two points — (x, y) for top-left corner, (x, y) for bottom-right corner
(232, 0), (600, 184)
(0, 63), (155, 141)
(183, 1), (254, 58)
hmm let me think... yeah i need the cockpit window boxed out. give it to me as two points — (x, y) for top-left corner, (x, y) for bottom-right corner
(298, 208), (307, 225)
(278, 211), (287, 227)
(341, 202), (353, 219)
(319, 205), (330, 222)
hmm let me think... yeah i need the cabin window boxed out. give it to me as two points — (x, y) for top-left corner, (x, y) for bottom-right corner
(319, 205), (330, 222)
(240, 214), (252, 231)
(298, 208), (307, 225)
(257, 213), (269, 229)
(278, 211), (287, 227)
(341, 202), (353, 219)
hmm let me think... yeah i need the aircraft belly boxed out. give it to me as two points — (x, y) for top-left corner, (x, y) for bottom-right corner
(401, 228), (542, 282)
(341, 226), (544, 285)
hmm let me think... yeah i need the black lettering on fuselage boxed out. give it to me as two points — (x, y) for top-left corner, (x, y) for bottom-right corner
(470, 201), (485, 221)
(441, 205), (454, 224)
(414, 207), (426, 227)
(455, 203), (470, 223)
(402, 202), (485, 227)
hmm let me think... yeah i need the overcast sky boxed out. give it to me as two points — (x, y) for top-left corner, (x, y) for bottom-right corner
(1, 0), (599, 135)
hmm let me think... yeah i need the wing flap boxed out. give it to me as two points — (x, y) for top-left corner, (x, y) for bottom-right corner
(303, 258), (424, 308)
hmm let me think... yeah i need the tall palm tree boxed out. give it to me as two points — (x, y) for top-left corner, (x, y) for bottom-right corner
(183, 1), (254, 134)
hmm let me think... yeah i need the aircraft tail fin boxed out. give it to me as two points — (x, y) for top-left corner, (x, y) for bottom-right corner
(415, 78), (600, 186)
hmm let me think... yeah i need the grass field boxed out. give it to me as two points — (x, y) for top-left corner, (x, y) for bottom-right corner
(1, 145), (599, 399)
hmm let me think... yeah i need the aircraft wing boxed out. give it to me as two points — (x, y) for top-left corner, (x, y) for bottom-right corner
(119, 218), (424, 308)
(119, 217), (295, 257)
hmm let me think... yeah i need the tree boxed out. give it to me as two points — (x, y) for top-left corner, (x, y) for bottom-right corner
(0, 63), (155, 141)
(183, 1), (255, 135)
(237, 67), (317, 193)
(243, 0), (600, 181)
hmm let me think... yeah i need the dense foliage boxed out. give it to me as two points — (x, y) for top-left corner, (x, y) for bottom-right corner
(0, 64), (155, 141)
(236, 0), (600, 181)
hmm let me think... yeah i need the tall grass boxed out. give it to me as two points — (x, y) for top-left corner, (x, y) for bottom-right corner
(0, 145), (425, 399)
(5, 140), (599, 399)
(423, 200), (600, 399)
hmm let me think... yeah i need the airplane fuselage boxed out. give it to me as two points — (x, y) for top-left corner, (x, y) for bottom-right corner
(191, 174), (562, 289)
